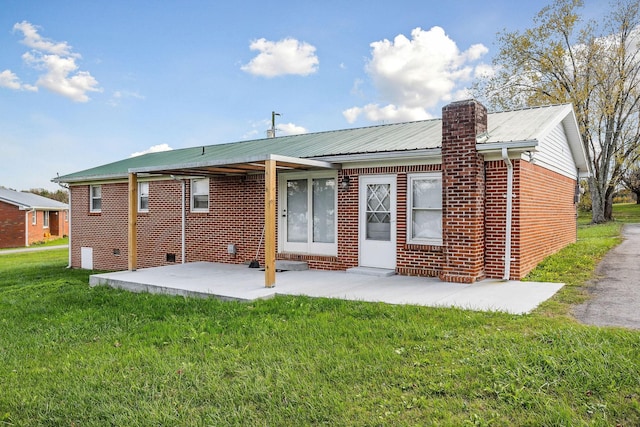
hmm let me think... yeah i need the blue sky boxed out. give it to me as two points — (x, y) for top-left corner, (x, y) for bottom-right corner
(0, 0), (607, 191)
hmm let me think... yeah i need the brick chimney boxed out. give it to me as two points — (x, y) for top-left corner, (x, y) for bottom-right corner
(439, 100), (487, 283)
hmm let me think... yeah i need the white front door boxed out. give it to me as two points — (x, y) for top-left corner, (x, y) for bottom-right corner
(359, 175), (397, 269)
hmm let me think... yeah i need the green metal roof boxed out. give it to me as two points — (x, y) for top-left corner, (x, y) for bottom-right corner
(54, 103), (583, 183)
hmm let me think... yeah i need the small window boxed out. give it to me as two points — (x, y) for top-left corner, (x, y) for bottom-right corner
(32, 211), (37, 225)
(90, 185), (102, 212)
(407, 173), (442, 245)
(43, 211), (49, 228)
(138, 182), (149, 212)
(191, 178), (209, 212)
(65, 210), (68, 222)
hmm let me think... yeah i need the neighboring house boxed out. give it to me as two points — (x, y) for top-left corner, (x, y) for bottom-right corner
(0, 188), (69, 248)
(54, 100), (588, 284)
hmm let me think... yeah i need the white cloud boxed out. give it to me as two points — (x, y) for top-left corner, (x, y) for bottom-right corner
(242, 119), (308, 139)
(0, 69), (37, 91)
(344, 26), (489, 123)
(4, 21), (101, 102)
(277, 122), (307, 136)
(13, 21), (74, 56)
(108, 90), (145, 107)
(343, 104), (431, 124)
(130, 144), (173, 157)
(241, 37), (319, 77)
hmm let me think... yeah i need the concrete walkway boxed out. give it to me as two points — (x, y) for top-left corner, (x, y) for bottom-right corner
(574, 223), (640, 329)
(90, 262), (564, 315)
(0, 245), (68, 255)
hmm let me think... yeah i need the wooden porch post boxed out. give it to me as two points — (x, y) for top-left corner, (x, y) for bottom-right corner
(264, 159), (276, 287)
(128, 172), (138, 271)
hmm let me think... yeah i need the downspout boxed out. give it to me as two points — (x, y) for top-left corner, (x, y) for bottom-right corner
(67, 188), (72, 268)
(181, 179), (186, 264)
(501, 147), (513, 281)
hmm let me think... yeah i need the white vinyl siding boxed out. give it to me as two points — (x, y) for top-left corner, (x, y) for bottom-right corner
(531, 122), (578, 178)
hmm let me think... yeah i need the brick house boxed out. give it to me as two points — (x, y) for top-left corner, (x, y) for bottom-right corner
(54, 100), (588, 284)
(0, 188), (69, 248)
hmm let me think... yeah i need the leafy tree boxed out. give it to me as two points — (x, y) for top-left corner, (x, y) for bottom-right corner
(27, 188), (69, 204)
(475, 0), (640, 223)
(623, 167), (640, 203)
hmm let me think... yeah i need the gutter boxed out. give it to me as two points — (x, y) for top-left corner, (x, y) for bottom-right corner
(501, 147), (514, 281)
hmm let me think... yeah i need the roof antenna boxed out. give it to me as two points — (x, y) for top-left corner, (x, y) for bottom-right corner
(267, 111), (281, 138)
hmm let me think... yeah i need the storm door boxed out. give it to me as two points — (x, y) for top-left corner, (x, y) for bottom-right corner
(359, 175), (397, 269)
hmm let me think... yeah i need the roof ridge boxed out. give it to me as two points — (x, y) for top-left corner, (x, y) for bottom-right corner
(488, 103), (572, 114)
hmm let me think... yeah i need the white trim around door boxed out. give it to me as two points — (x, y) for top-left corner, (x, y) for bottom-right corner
(358, 174), (397, 269)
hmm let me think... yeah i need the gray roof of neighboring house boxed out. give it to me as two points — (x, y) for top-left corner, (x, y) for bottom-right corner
(54, 103), (587, 183)
(0, 188), (68, 210)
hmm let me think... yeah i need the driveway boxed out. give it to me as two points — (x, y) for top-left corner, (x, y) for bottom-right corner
(0, 245), (68, 255)
(573, 223), (640, 329)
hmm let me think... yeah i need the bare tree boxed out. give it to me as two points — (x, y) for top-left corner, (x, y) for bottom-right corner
(623, 167), (640, 203)
(475, 0), (640, 223)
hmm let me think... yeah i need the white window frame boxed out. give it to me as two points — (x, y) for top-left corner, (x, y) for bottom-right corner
(138, 182), (149, 213)
(90, 185), (102, 213)
(190, 178), (210, 212)
(43, 211), (49, 228)
(278, 171), (338, 256)
(407, 172), (443, 246)
(31, 210), (37, 225)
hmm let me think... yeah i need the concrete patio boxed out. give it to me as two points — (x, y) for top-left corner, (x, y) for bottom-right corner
(89, 262), (564, 315)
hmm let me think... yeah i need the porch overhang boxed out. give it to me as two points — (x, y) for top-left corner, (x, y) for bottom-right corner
(129, 153), (341, 176)
(126, 154), (341, 288)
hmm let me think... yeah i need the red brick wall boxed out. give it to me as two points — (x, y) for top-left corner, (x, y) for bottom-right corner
(69, 159), (577, 279)
(25, 210), (68, 245)
(71, 167), (446, 274)
(484, 159), (577, 280)
(26, 211), (43, 245)
(0, 201), (25, 248)
(484, 160), (510, 279)
(516, 160), (577, 277)
(70, 177), (270, 270)
(440, 100), (487, 283)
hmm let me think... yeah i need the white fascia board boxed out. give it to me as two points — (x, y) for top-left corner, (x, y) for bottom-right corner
(314, 148), (441, 164)
(476, 140), (539, 154)
(55, 173), (129, 184)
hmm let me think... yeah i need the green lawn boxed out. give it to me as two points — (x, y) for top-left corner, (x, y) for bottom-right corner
(0, 236), (68, 251)
(0, 208), (639, 425)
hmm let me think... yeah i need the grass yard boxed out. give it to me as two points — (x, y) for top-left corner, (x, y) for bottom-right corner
(1, 208), (639, 425)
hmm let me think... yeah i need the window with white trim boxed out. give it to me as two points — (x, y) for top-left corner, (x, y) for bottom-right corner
(407, 173), (442, 245)
(32, 210), (37, 225)
(190, 178), (209, 212)
(90, 185), (102, 212)
(138, 182), (149, 212)
(43, 211), (49, 228)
